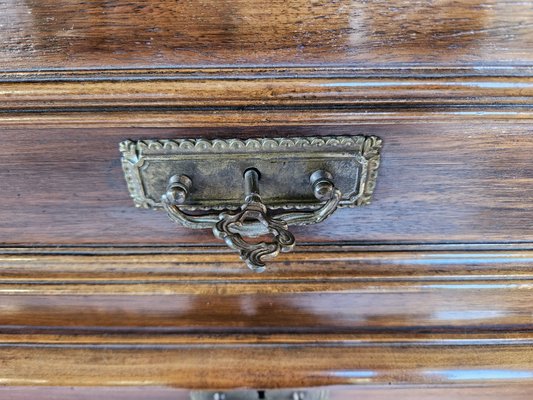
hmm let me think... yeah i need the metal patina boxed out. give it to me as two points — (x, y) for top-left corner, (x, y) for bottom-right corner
(120, 136), (382, 271)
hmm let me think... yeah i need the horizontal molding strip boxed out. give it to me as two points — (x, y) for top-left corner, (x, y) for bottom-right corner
(0, 72), (532, 126)
(0, 247), (532, 332)
(2, 109), (533, 128)
(2, 77), (532, 109)
(2, 242), (533, 253)
(3, 66), (533, 80)
(2, 336), (533, 388)
(4, 332), (533, 345)
(0, 247), (532, 292)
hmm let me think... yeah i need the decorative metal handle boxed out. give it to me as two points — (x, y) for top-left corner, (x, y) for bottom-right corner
(161, 168), (342, 272)
(213, 169), (296, 272)
(121, 135), (383, 272)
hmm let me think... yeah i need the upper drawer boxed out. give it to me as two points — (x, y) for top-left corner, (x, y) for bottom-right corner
(0, 122), (531, 245)
(1, 0), (532, 70)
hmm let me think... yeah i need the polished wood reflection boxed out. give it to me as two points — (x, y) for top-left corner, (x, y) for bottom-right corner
(3, 340), (533, 388)
(1, 0), (532, 69)
(0, 246), (532, 332)
(1, 246), (533, 388)
(1, 0), (532, 395)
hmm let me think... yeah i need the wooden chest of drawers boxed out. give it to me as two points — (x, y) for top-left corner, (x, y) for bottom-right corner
(1, 0), (532, 398)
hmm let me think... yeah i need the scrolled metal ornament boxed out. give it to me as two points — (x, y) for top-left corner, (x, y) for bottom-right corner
(212, 169), (295, 271)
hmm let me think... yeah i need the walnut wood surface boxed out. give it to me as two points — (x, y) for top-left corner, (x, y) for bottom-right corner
(0, 74), (532, 128)
(1, 0), (532, 70)
(0, 247), (532, 331)
(0, 247), (532, 389)
(1, 0), (533, 394)
(0, 124), (531, 245)
(3, 341), (533, 388)
(2, 76), (533, 110)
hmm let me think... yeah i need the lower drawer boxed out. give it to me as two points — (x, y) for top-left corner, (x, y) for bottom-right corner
(0, 247), (532, 389)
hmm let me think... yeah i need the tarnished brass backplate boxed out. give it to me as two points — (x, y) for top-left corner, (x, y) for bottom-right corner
(120, 136), (382, 211)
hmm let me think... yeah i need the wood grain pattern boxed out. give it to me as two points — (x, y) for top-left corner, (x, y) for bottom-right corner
(1, 0), (532, 70)
(0, 124), (531, 245)
(0, 247), (532, 389)
(1, 0), (532, 394)
(0, 74), (532, 128)
(0, 247), (532, 333)
(2, 76), (532, 110)
(3, 107), (533, 128)
(3, 340), (533, 388)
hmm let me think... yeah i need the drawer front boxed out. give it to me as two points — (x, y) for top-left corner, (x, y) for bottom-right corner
(0, 123), (531, 245)
(2, 0), (532, 70)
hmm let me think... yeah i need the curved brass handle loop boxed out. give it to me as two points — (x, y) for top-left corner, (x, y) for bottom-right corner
(161, 175), (219, 229)
(277, 170), (342, 226)
(212, 170), (296, 272)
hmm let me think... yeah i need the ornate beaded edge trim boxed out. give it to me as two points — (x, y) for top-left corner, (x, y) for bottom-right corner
(119, 136), (382, 210)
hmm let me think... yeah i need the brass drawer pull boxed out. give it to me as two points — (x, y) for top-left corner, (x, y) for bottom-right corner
(120, 136), (382, 271)
(163, 168), (341, 271)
